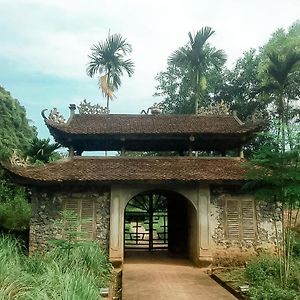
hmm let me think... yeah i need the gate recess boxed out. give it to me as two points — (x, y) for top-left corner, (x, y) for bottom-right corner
(124, 193), (168, 250)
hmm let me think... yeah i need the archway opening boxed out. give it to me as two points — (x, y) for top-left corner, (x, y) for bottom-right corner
(124, 190), (197, 260)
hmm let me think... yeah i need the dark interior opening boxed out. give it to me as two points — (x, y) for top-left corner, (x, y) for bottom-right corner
(124, 190), (196, 260)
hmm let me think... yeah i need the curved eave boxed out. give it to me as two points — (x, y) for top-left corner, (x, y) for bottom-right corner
(2, 157), (247, 186)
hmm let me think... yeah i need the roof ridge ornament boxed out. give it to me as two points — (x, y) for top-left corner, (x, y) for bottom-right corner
(10, 150), (29, 167)
(41, 108), (65, 124)
(197, 100), (231, 116)
(247, 109), (265, 122)
(78, 99), (109, 115)
(141, 103), (162, 115)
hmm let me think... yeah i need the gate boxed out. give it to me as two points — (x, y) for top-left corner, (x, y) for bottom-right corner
(124, 193), (168, 250)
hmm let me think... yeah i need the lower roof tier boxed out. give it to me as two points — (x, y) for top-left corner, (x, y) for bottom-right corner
(4, 157), (247, 185)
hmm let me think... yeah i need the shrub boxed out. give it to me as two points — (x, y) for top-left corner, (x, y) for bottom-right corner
(292, 238), (300, 257)
(246, 254), (281, 284)
(0, 179), (31, 231)
(249, 280), (299, 300)
(0, 235), (112, 299)
(246, 254), (300, 299)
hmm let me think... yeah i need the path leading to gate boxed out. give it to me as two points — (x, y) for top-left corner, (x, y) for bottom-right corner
(122, 252), (236, 300)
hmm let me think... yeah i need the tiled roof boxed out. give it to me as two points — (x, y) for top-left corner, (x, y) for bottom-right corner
(45, 114), (262, 135)
(4, 157), (246, 185)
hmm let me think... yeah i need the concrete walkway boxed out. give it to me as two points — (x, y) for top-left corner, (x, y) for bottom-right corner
(122, 252), (236, 300)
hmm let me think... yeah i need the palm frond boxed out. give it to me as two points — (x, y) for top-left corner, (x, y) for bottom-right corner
(192, 27), (215, 50)
(266, 49), (300, 86)
(98, 75), (115, 100)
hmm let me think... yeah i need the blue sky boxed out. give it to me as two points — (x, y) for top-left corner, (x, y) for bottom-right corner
(0, 0), (299, 138)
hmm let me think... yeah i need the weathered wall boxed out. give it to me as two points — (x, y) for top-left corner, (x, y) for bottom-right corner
(29, 186), (110, 254)
(209, 185), (279, 264)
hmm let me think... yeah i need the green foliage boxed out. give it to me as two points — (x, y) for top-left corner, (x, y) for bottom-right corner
(25, 137), (61, 164)
(0, 180), (31, 230)
(292, 238), (300, 258)
(249, 280), (299, 300)
(245, 124), (300, 287)
(246, 255), (300, 300)
(51, 210), (84, 260)
(258, 21), (300, 124)
(0, 234), (112, 299)
(260, 48), (300, 125)
(246, 255), (281, 283)
(245, 127), (300, 206)
(0, 86), (35, 231)
(222, 49), (270, 121)
(154, 64), (194, 114)
(0, 86), (36, 161)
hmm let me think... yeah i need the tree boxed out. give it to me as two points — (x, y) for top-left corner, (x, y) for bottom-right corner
(246, 126), (300, 288)
(0, 179), (31, 231)
(259, 21), (300, 121)
(221, 49), (270, 121)
(0, 86), (36, 231)
(87, 33), (135, 111)
(261, 49), (300, 151)
(154, 64), (194, 114)
(25, 137), (61, 164)
(242, 23), (300, 287)
(168, 27), (226, 112)
(0, 86), (36, 160)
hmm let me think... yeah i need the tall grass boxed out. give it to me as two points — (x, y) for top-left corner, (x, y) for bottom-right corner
(0, 235), (112, 299)
(246, 254), (300, 300)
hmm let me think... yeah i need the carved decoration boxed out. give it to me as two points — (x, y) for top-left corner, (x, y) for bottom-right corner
(10, 150), (29, 167)
(48, 108), (65, 124)
(141, 103), (162, 115)
(78, 99), (109, 114)
(197, 100), (231, 116)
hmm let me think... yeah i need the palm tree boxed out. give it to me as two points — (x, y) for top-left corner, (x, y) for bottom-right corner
(26, 137), (61, 163)
(264, 49), (300, 121)
(168, 27), (226, 113)
(87, 33), (135, 112)
(263, 48), (300, 150)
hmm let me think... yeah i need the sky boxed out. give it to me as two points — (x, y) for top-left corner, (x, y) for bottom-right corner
(0, 0), (299, 138)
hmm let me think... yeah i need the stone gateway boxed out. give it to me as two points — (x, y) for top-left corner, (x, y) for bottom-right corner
(4, 104), (277, 266)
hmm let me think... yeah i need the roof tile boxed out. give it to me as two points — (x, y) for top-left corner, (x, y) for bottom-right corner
(46, 114), (262, 135)
(4, 157), (246, 185)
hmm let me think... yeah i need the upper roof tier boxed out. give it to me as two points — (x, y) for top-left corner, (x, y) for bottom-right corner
(43, 106), (265, 152)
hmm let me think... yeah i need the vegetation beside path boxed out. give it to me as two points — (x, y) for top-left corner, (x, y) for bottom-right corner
(215, 228), (300, 300)
(0, 235), (112, 300)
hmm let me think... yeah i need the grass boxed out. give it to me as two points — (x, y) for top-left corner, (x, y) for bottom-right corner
(0, 234), (112, 299)
(214, 252), (300, 300)
(215, 268), (248, 290)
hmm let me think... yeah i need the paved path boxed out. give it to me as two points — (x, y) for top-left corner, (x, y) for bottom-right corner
(122, 253), (236, 300)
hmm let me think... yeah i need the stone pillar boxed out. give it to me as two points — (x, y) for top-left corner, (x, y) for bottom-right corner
(109, 186), (125, 266)
(197, 185), (213, 266)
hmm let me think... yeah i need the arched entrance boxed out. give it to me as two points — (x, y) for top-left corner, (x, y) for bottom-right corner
(124, 190), (197, 259)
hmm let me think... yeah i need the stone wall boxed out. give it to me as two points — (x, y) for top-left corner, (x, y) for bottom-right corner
(209, 185), (279, 263)
(29, 186), (110, 254)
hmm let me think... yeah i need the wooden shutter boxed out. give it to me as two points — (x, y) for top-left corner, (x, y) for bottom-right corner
(80, 198), (96, 240)
(224, 196), (256, 241)
(241, 199), (256, 240)
(225, 198), (240, 240)
(65, 199), (80, 233)
(64, 198), (96, 241)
